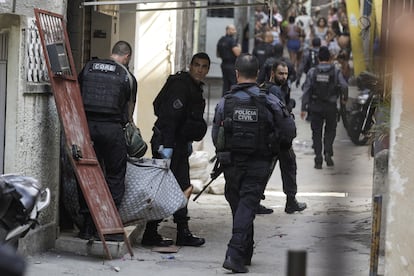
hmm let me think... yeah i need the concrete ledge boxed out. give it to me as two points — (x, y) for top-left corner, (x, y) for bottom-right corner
(55, 220), (145, 259)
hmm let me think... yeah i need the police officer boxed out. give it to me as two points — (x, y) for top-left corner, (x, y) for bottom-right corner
(301, 46), (348, 169)
(252, 31), (274, 68)
(296, 37), (321, 88)
(261, 60), (307, 214)
(257, 43), (297, 85)
(78, 40), (137, 241)
(217, 24), (241, 96)
(141, 53), (211, 247)
(212, 54), (296, 272)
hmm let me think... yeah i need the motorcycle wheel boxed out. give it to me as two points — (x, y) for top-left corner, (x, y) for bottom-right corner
(348, 114), (370, 145)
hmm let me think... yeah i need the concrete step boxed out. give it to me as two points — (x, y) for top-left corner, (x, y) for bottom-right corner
(55, 221), (145, 259)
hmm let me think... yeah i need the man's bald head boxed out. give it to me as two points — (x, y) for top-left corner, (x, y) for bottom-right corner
(226, 24), (237, 36)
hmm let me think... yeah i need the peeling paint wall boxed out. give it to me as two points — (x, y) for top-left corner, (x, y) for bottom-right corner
(0, 0), (67, 16)
(385, 12), (414, 275)
(0, 1), (64, 254)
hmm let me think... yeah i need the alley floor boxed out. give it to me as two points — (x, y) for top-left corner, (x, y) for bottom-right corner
(25, 78), (378, 276)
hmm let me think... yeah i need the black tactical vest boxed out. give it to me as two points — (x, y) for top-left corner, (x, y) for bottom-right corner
(311, 64), (337, 102)
(217, 36), (236, 64)
(81, 59), (129, 115)
(222, 90), (275, 156)
(308, 49), (319, 69)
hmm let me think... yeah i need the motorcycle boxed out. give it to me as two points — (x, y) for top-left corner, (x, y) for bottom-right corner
(346, 72), (379, 145)
(0, 174), (50, 248)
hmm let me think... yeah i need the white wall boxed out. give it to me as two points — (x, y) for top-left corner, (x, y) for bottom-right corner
(205, 17), (233, 78)
(133, 3), (177, 152)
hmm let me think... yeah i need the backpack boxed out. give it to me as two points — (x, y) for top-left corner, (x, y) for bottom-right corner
(305, 49), (319, 73)
(311, 65), (337, 102)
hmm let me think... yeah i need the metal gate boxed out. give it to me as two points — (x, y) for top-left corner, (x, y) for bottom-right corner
(34, 8), (133, 259)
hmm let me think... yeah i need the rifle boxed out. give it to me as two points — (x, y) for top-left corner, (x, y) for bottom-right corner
(193, 158), (223, 201)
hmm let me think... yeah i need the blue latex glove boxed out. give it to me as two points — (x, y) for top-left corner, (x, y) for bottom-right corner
(187, 142), (193, 157)
(158, 147), (173, 159)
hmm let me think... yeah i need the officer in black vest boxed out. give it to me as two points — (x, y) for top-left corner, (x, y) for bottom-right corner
(261, 60), (307, 214)
(212, 54), (296, 273)
(78, 41), (137, 241)
(257, 43), (297, 85)
(301, 46), (348, 169)
(141, 53), (210, 247)
(217, 24), (241, 96)
(296, 37), (321, 88)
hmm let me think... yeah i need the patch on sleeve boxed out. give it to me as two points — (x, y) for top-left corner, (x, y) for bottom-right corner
(173, 99), (184, 109)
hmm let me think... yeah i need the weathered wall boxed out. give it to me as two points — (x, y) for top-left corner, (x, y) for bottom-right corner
(0, 0), (67, 16)
(385, 12), (414, 275)
(386, 74), (414, 274)
(0, 1), (63, 254)
(134, 3), (178, 151)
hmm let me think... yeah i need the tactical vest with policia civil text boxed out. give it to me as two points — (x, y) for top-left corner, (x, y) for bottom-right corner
(81, 59), (130, 115)
(220, 89), (278, 156)
(311, 64), (338, 103)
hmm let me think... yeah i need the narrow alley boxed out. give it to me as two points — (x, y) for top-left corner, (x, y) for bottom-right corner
(25, 79), (376, 276)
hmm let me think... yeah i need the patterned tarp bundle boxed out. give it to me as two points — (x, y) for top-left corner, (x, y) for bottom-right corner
(62, 158), (187, 227)
(119, 158), (187, 224)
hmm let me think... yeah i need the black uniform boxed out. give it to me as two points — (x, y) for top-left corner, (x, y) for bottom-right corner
(301, 63), (348, 166)
(252, 42), (274, 69)
(257, 56), (297, 85)
(296, 47), (319, 81)
(77, 58), (136, 241)
(79, 58), (136, 207)
(144, 71), (207, 246)
(212, 83), (296, 266)
(217, 35), (238, 95)
(261, 82), (298, 198)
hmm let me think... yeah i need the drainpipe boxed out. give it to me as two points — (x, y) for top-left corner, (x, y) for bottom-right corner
(12, 0), (16, 13)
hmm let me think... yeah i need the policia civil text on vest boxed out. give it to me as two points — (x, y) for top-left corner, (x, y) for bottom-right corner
(215, 88), (280, 163)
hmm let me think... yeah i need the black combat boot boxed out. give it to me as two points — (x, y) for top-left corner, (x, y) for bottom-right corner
(223, 255), (249, 273)
(176, 222), (205, 247)
(285, 196), (307, 214)
(325, 154), (334, 167)
(78, 215), (97, 240)
(256, 204), (274, 214)
(314, 156), (323, 169)
(141, 221), (173, 247)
